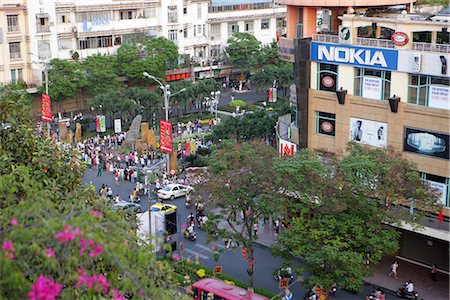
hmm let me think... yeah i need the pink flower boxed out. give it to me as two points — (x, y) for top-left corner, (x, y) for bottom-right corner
(112, 289), (126, 300)
(10, 219), (18, 226)
(89, 210), (103, 218)
(172, 254), (180, 261)
(89, 243), (103, 258)
(73, 228), (83, 237)
(28, 275), (62, 300)
(2, 240), (14, 252)
(76, 271), (109, 294)
(79, 248), (85, 257)
(54, 225), (76, 243)
(137, 289), (145, 297)
(6, 252), (15, 259)
(44, 248), (55, 258)
(78, 237), (88, 248)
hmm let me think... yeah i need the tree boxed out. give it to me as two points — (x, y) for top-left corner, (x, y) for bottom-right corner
(271, 143), (441, 293)
(225, 32), (261, 72)
(82, 54), (120, 96)
(46, 59), (85, 102)
(124, 87), (162, 123)
(201, 141), (276, 290)
(252, 64), (293, 98)
(0, 85), (185, 299)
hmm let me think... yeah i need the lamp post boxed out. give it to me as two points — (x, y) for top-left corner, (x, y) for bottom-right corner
(143, 72), (186, 174)
(210, 91), (221, 119)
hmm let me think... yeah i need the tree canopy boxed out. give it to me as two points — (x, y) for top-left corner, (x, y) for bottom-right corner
(82, 54), (120, 96)
(46, 59), (85, 102)
(225, 32), (261, 72)
(0, 85), (184, 299)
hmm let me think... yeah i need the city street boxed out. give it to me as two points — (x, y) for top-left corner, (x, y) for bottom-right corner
(84, 169), (400, 299)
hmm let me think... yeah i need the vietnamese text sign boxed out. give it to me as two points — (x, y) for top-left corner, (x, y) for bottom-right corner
(350, 118), (387, 148)
(41, 94), (52, 122)
(311, 42), (398, 71)
(362, 76), (382, 100)
(428, 85), (450, 110)
(160, 120), (173, 153)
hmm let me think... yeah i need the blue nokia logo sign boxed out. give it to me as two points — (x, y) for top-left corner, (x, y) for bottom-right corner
(311, 42), (398, 71)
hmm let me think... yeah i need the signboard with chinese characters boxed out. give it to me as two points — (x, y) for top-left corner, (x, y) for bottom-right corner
(350, 118), (387, 148)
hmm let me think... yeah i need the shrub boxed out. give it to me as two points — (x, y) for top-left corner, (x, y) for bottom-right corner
(228, 100), (247, 108)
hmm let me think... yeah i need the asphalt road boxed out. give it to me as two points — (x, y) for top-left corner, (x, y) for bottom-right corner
(84, 169), (402, 299)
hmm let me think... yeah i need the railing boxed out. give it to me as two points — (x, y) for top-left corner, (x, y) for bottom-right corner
(312, 34), (339, 44)
(7, 26), (19, 33)
(37, 25), (50, 33)
(354, 37), (394, 49)
(412, 42), (450, 54)
(9, 52), (21, 60)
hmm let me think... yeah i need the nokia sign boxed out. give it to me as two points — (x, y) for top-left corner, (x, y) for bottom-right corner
(311, 42), (398, 71)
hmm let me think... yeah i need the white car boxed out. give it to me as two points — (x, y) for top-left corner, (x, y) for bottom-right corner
(157, 184), (194, 200)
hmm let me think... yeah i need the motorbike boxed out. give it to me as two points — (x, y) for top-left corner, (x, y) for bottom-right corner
(329, 283), (337, 295)
(185, 194), (192, 207)
(303, 290), (318, 300)
(396, 282), (419, 299)
(183, 230), (197, 241)
(273, 267), (294, 283)
(366, 288), (382, 300)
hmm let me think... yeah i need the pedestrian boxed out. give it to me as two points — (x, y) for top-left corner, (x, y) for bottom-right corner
(97, 163), (102, 177)
(431, 263), (438, 281)
(115, 171), (119, 186)
(389, 260), (398, 279)
(253, 223), (258, 236)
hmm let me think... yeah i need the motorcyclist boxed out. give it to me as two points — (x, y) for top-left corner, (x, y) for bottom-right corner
(406, 280), (414, 294)
(185, 193), (192, 207)
(187, 213), (195, 225)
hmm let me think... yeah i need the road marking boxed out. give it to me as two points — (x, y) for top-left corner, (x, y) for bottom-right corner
(184, 248), (209, 260)
(195, 244), (219, 253)
(215, 243), (225, 249)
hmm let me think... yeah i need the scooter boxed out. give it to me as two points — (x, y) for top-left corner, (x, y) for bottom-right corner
(184, 230), (197, 241)
(329, 283), (337, 295)
(396, 283), (419, 299)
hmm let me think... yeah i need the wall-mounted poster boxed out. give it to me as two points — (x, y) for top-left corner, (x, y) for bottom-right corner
(350, 117), (387, 148)
(428, 85), (450, 110)
(362, 76), (382, 100)
(404, 127), (449, 160)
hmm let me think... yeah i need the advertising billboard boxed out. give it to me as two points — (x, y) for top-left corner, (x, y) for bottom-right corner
(404, 127), (449, 160)
(350, 117), (387, 148)
(362, 76), (382, 100)
(428, 85), (450, 110)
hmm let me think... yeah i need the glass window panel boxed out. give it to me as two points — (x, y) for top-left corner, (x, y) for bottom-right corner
(408, 87), (418, 104)
(418, 87), (427, 106)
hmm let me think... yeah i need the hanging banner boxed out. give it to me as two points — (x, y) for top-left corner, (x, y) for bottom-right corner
(41, 94), (52, 122)
(428, 85), (450, 110)
(185, 139), (190, 156)
(273, 88), (277, 103)
(268, 88), (273, 102)
(95, 116), (101, 132)
(279, 138), (297, 157)
(114, 119), (122, 133)
(99, 115), (106, 132)
(362, 76), (382, 100)
(160, 120), (173, 153)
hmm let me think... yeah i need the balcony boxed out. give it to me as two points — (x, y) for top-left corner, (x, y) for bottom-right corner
(412, 42), (450, 54)
(37, 25), (50, 33)
(354, 37), (394, 49)
(312, 34), (339, 44)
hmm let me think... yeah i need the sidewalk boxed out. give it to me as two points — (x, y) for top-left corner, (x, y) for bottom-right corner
(252, 220), (449, 300)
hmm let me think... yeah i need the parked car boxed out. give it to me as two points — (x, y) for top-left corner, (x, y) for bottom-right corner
(157, 184), (194, 200)
(150, 203), (177, 214)
(113, 201), (141, 213)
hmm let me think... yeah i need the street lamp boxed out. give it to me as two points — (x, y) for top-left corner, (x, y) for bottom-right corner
(143, 72), (186, 174)
(210, 91), (221, 119)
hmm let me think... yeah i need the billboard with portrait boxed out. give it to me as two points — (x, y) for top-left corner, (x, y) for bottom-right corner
(404, 127), (449, 160)
(349, 117), (387, 148)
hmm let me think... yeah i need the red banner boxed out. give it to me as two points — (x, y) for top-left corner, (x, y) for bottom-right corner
(160, 120), (173, 153)
(41, 94), (52, 122)
(185, 139), (190, 156)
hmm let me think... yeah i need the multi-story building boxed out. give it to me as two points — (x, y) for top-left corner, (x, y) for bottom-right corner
(277, 0), (449, 270)
(0, 0), (286, 86)
(0, 0), (32, 85)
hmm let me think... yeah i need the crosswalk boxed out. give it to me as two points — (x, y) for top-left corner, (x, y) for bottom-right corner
(182, 242), (226, 261)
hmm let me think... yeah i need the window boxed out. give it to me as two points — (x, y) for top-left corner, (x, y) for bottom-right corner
(210, 45), (221, 58)
(18, 69), (23, 82)
(57, 14), (68, 23)
(168, 6), (178, 23)
(261, 19), (270, 30)
(317, 63), (338, 92)
(184, 29), (188, 38)
(202, 25), (205, 36)
(36, 16), (50, 33)
(168, 29), (177, 42)
(228, 22), (239, 36)
(9, 42), (21, 59)
(10, 69), (23, 84)
(354, 68), (391, 100)
(58, 39), (72, 50)
(78, 36), (112, 49)
(7, 15), (19, 32)
(421, 173), (449, 207)
(120, 11), (133, 20)
(277, 18), (286, 29)
(183, 7), (187, 14)
(197, 4), (202, 18)
(144, 7), (156, 18)
(193, 25), (197, 37)
(244, 21), (254, 32)
(11, 70), (16, 84)
(315, 112), (336, 136)
(211, 23), (220, 36)
(76, 11), (110, 23)
(408, 75), (449, 110)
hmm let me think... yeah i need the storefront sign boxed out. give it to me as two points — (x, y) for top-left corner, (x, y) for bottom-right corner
(338, 26), (352, 45)
(279, 138), (297, 156)
(321, 76), (335, 88)
(41, 94), (52, 122)
(278, 38), (295, 62)
(391, 32), (409, 46)
(114, 119), (122, 133)
(428, 85), (450, 110)
(404, 127), (449, 160)
(350, 118), (387, 148)
(427, 180), (447, 205)
(362, 76), (382, 100)
(160, 120), (173, 153)
(311, 42), (398, 71)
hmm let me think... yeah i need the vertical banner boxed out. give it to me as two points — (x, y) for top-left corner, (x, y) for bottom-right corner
(279, 138), (297, 157)
(114, 119), (122, 133)
(99, 115), (106, 132)
(268, 88), (273, 103)
(185, 139), (191, 156)
(160, 120), (173, 153)
(41, 94), (52, 122)
(95, 116), (101, 132)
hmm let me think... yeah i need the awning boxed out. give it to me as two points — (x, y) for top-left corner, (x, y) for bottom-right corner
(36, 13), (49, 19)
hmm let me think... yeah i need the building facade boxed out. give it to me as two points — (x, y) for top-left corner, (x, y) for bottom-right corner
(277, 0), (449, 269)
(0, 0), (286, 86)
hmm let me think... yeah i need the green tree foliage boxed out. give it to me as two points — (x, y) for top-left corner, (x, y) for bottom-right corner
(226, 32), (261, 72)
(202, 141), (276, 289)
(123, 87), (162, 122)
(46, 59), (85, 102)
(271, 143), (441, 293)
(82, 54), (120, 96)
(252, 64), (293, 97)
(0, 85), (185, 299)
